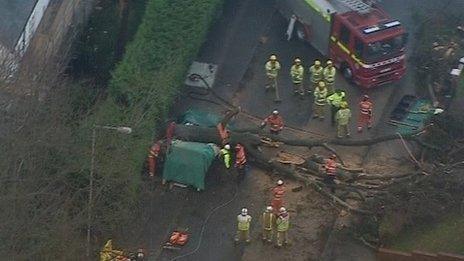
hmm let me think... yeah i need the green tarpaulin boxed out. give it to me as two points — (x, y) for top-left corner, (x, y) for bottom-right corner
(162, 140), (217, 190)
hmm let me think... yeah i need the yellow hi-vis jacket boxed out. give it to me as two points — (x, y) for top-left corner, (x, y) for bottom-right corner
(323, 66), (336, 83)
(220, 148), (231, 169)
(309, 65), (323, 83)
(237, 214), (252, 231)
(265, 61), (281, 78)
(276, 214), (290, 232)
(290, 64), (304, 83)
(327, 91), (346, 107)
(100, 240), (123, 261)
(262, 211), (275, 230)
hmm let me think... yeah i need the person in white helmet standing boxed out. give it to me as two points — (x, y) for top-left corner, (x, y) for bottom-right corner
(235, 208), (252, 243)
(275, 207), (290, 247)
(271, 179), (286, 215)
(262, 206), (275, 242)
(265, 54), (281, 91)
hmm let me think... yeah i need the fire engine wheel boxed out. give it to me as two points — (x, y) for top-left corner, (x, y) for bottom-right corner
(342, 65), (353, 82)
(294, 23), (306, 41)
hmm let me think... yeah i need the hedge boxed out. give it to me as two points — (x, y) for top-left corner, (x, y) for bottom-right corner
(87, 0), (224, 239)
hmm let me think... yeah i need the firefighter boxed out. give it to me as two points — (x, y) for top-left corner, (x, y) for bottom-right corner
(235, 208), (252, 243)
(313, 81), (328, 120)
(235, 143), (248, 183)
(275, 207), (290, 247)
(290, 58), (305, 97)
(220, 144), (232, 169)
(271, 179), (286, 215)
(265, 54), (281, 91)
(323, 60), (336, 93)
(358, 95), (373, 132)
(100, 239), (124, 261)
(309, 60), (324, 94)
(335, 102), (352, 138)
(324, 154), (337, 193)
(262, 206), (275, 242)
(260, 110), (284, 135)
(327, 89), (346, 125)
(147, 141), (162, 177)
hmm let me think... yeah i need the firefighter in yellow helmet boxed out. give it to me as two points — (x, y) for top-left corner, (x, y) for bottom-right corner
(308, 60), (323, 94)
(265, 54), (281, 91)
(313, 81), (328, 120)
(335, 101), (352, 138)
(100, 239), (124, 261)
(290, 58), (305, 98)
(323, 60), (337, 93)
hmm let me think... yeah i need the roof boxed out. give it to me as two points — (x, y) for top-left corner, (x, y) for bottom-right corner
(0, 0), (38, 50)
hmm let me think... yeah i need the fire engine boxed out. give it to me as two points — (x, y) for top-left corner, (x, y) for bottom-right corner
(279, 0), (407, 88)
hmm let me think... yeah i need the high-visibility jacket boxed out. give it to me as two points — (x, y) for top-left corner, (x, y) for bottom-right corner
(336, 108), (352, 126)
(220, 148), (231, 169)
(313, 87), (328, 106)
(100, 240), (123, 261)
(276, 214), (290, 232)
(323, 66), (336, 83)
(264, 115), (284, 131)
(290, 64), (304, 84)
(237, 214), (252, 231)
(265, 61), (281, 78)
(325, 159), (337, 177)
(272, 185), (285, 200)
(359, 100), (373, 116)
(327, 92), (346, 107)
(235, 144), (247, 167)
(309, 65), (324, 83)
(262, 212), (275, 230)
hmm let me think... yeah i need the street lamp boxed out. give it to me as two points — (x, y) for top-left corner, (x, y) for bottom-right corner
(86, 125), (132, 258)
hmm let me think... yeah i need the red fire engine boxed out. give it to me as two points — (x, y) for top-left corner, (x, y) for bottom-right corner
(279, 0), (407, 88)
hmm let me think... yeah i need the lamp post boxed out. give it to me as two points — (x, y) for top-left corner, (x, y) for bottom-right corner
(86, 125), (132, 258)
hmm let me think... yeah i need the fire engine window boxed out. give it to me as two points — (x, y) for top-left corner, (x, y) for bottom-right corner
(354, 38), (363, 57)
(339, 25), (350, 45)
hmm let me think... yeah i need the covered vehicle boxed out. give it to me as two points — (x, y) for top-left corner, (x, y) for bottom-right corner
(162, 140), (219, 190)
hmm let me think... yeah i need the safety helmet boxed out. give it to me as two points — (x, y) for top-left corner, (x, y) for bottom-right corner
(294, 58), (301, 64)
(363, 94), (370, 100)
(270, 55), (277, 61)
(277, 179), (284, 185)
(266, 206), (273, 212)
(314, 60), (321, 66)
(224, 144), (231, 150)
(326, 60), (333, 66)
(329, 154), (337, 159)
(241, 208), (248, 215)
(318, 81), (326, 88)
(279, 207), (287, 213)
(272, 110), (279, 115)
(340, 101), (348, 108)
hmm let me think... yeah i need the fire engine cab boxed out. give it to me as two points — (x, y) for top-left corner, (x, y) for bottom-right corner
(279, 0), (407, 88)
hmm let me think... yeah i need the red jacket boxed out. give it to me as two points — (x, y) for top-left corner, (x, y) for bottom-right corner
(359, 100), (373, 116)
(235, 144), (247, 167)
(264, 115), (284, 131)
(272, 185), (286, 200)
(325, 159), (337, 177)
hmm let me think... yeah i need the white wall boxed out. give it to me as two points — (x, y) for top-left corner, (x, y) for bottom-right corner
(15, 0), (51, 56)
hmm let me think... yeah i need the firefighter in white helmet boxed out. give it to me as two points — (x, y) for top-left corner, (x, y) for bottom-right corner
(323, 60), (337, 93)
(235, 207), (252, 243)
(309, 60), (323, 94)
(265, 54), (281, 91)
(275, 207), (290, 247)
(262, 206), (275, 242)
(290, 58), (305, 97)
